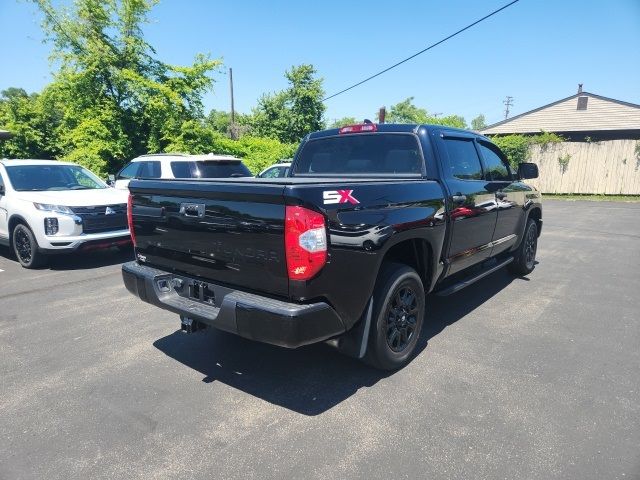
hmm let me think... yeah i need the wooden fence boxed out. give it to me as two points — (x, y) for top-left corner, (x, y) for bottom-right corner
(527, 139), (640, 194)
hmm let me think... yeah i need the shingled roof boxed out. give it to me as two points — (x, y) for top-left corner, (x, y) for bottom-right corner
(481, 91), (640, 135)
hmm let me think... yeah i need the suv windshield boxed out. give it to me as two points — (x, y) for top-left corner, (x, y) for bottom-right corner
(293, 134), (423, 176)
(170, 161), (251, 178)
(6, 164), (107, 191)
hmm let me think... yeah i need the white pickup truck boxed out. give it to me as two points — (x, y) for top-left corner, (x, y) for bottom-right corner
(0, 159), (130, 268)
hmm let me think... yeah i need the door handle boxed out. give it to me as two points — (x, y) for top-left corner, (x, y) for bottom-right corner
(496, 191), (507, 200)
(451, 194), (467, 204)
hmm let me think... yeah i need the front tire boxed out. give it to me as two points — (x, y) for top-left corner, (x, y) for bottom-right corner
(12, 223), (45, 269)
(509, 218), (538, 276)
(364, 263), (425, 370)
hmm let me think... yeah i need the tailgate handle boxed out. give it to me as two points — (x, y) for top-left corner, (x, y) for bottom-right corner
(180, 203), (206, 218)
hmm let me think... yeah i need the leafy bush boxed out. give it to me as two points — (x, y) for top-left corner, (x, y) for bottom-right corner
(490, 134), (532, 167)
(558, 153), (571, 174)
(164, 121), (296, 174)
(490, 132), (563, 167)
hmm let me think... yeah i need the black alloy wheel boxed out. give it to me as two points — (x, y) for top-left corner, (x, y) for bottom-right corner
(12, 223), (44, 268)
(386, 285), (419, 352)
(364, 263), (425, 370)
(523, 222), (538, 271)
(14, 227), (33, 264)
(508, 218), (538, 276)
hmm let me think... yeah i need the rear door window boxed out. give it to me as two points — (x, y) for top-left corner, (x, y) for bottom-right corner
(169, 162), (193, 178)
(137, 161), (162, 179)
(442, 138), (483, 180)
(293, 134), (423, 176)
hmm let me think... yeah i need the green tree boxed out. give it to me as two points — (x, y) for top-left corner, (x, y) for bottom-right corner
(385, 97), (429, 123)
(206, 109), (252, 137)
(0, 88), (62, 159)
(329, 117), (358, 128)
(471, 114), (487, 131)
(251, 64), (325, 143)
(384, 97), (467, 128)
(30, 0), (221, 175)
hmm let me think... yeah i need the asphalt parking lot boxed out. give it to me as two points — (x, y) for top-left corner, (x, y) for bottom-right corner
(1, 200), (638, 480)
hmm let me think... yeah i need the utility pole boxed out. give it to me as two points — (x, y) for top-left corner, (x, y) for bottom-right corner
(229, 67), (236, 139)
(378, 106), (386, 124)
(503, 96), (514, 119)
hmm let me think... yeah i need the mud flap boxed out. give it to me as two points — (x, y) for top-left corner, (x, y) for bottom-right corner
(330, 298), (373, 359)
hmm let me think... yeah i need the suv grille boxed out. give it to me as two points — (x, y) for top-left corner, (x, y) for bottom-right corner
(72, 204), (128, 234)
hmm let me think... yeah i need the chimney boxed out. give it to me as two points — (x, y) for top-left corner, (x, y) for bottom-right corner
(578, 83), (583, 94)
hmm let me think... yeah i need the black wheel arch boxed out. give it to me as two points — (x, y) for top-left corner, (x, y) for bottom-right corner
(8, 214), (30, 242)
(374, 229), (444, 295)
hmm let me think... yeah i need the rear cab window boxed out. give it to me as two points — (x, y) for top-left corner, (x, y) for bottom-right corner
(292, 133), (424, 176)
(170, 161), (251, 178)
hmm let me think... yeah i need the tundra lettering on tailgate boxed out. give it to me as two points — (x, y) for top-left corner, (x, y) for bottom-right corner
(323, 189), (360, 205)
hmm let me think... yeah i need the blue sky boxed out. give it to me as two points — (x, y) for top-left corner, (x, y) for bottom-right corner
(1, 0), (639, 126)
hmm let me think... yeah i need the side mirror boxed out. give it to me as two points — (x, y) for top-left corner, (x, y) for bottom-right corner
(0, 184), (4, 195)
(106, 174), (116, 186)
(518, 162), (539, 180)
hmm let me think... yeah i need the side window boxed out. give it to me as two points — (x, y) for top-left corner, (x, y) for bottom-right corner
(262, 167), (280, 178)
(478, 142), (512, 181)
(170, 162), (194, 178)
(442, 138), (483, 180)
(117, 162), (140, 180)
(137, 161), (162, 179)
(0, 170), (5, 194)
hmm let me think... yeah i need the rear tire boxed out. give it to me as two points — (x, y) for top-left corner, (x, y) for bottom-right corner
(12, 223), (45, 269)
(364, 263), (425, 371)
(508, 218), (538, 276)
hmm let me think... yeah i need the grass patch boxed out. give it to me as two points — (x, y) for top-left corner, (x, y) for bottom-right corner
(542, 193), (640, 202)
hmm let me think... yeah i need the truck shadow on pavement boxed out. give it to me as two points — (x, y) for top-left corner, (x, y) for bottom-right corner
(153, 269), (521, 416)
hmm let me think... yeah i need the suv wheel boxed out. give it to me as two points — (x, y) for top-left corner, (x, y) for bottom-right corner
(364, 263), (425, 370)
(509, 218), (538, 276)
(12, 223), (45, 269)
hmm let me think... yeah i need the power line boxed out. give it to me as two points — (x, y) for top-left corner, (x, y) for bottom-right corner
(322, 0), (520, 102)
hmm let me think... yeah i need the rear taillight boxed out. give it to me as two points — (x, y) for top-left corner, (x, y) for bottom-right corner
(285, 206), (327, 281)
(127, 193), (136, 247)
(338, 123), (377, 134)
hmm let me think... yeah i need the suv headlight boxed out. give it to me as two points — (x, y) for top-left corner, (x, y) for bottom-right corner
(33, 203), (75, 215)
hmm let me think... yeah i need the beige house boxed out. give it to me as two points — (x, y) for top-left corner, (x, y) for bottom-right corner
(481, 86), (640, 141)
(481, 86), (640, 195)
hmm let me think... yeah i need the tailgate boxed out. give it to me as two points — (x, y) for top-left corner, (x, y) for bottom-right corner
(129, 180), (288, 297)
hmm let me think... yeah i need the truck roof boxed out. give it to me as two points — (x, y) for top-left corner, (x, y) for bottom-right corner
(307, 123), (486, 140)
(133, 153), (242, 162)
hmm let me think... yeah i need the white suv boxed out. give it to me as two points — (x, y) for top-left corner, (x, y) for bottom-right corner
(110, 153), (251, 189)
(0, 159), (130, 268)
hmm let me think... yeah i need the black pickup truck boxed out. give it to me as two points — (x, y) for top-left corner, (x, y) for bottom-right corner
(122, 123), (541, 370)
